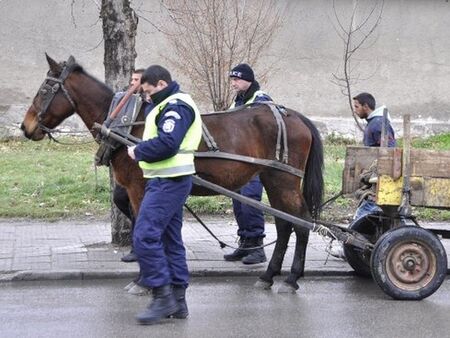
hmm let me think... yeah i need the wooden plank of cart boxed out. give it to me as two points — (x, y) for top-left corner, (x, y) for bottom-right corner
(342, 114), (450, 299)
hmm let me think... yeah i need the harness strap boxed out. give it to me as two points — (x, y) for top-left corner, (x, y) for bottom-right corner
(194, 151), (304, 178)
(201, 123), (219, 151)
(267, 103), (289, 163)
(94, 126), (305, 178)
(214, 101), (290, 163)
(45, 76), (77, 108)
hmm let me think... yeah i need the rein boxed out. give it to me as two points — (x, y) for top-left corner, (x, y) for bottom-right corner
(39, 129), (95, 145)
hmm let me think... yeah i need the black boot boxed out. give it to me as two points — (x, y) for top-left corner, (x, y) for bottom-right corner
(223, 237), (249, 261)
(136, 285), (178, 325)
(242, 237), (266, 265)
(171, 285), (189, 319)
(121, 249), (138, 263)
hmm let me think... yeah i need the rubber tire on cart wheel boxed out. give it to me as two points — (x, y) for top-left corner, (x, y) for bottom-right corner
(371, 226), (447, 300)
(343, 216), (381, 278)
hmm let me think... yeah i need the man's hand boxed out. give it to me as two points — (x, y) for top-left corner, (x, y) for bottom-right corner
(127, 145), (136, 160)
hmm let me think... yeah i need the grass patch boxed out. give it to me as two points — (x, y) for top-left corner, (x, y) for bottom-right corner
(398, 133), (450, 150)
(0, 139), (110, 218)
(1, 132), (449, 221)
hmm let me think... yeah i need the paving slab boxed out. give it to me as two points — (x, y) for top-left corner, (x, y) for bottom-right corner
(0, 216), (449, 282)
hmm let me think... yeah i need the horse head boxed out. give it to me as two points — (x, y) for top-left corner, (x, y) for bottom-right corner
(21, 54), (81, 140)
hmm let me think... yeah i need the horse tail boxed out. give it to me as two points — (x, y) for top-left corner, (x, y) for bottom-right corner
(298, 114), (324, 220)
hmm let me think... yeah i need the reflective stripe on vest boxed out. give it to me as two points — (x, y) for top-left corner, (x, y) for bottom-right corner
(139, 92), (202, 178)
(229, 90), (268, 109)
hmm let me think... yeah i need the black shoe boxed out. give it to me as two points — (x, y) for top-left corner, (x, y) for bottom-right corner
(136, 285), (179, 325)
(242, 237), (267, 265)
(121, 251), (138, 263)
(171, 285), (188, 319)
(242, 248), (267, 264)
(223, 238), (249, 261)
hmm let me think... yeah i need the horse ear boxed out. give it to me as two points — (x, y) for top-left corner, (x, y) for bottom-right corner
(45, 53), (62, 73)
(67, 55), (76, 65)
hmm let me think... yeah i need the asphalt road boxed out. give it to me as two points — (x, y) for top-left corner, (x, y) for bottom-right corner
(1, 276), (450, 338)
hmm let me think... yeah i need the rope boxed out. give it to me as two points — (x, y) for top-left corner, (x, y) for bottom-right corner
(184, 203), (277, 251)
(318, 190), (344, 210)
(313, 223), (338, 241)
(183, 203), (226, 248)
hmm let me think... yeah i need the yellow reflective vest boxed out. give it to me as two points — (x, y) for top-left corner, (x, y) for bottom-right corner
(229, 90), (268, 109)
(139, 92), (202, 178)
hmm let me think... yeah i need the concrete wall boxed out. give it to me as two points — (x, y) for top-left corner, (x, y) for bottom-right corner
(1, 0), (449, 139)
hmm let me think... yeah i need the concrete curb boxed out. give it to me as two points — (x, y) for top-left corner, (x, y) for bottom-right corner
(0, 268), (358, 283)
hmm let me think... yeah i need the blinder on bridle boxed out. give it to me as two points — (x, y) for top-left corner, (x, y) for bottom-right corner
(36, 56), (77, 135)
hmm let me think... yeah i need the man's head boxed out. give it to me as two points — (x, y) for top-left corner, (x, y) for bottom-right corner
(140, 65), (172, 97)
(229, 63), (254, 93)
(130, 68), (144, 93)
(353, 92), (376, 119)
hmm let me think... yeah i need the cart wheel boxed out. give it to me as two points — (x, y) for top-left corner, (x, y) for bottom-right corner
(343, 216), (381, 278)
(371, 226), (447, 300)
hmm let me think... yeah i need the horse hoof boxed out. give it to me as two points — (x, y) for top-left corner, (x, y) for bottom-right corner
(254, 279), (273, 290)
(276, 282), (298, 294)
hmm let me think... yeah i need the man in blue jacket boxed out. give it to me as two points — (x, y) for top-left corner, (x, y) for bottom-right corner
(329, 92), (396, 259)
(127, 65), (202, 325)
(223, 63), (272, 265)
(353, 92), (396, 148)
(353, 92), (396, 218)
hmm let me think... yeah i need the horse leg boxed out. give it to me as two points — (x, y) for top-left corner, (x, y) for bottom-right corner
(256, 218), (292, 289)
(259, 171), (310, 293)
(277, 226), (310, 293)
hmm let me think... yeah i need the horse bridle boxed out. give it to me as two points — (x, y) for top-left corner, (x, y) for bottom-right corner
(36, 56), (77, 135)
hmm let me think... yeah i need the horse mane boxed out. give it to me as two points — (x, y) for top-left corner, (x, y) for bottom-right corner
(63, 62), (114, 98)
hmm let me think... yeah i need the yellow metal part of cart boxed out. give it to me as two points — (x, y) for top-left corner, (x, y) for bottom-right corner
(343, 146), (450, 209)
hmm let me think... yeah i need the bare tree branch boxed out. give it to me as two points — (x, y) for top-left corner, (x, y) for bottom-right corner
(331, 0), (384, 131)
(70, 0), (77, 28)
(158, 0), (284, 110)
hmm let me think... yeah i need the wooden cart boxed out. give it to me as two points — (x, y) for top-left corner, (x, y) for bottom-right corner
(341, 115), (449, 299)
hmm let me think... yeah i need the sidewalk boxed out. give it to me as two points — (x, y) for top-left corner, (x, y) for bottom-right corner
(0, 216), (449, 282)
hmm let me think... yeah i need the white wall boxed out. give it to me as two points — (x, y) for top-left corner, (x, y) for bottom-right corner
(1, 0), (449, 138)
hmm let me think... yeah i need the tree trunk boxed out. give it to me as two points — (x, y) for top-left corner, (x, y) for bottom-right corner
(100, 0), (138, 245)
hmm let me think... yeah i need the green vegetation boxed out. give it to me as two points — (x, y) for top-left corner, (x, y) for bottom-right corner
(0, 139), (110, 219)
(1, 132), (449, 221)
(409, 133), (450, 150)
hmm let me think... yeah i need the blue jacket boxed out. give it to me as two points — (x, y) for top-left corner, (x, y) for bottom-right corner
(364, 106), (396, 147)
(134, 81), (195, 163)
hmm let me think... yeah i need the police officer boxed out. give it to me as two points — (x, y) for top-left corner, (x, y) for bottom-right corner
(223, 63), (272, 265)
(127, 65), (202, 325)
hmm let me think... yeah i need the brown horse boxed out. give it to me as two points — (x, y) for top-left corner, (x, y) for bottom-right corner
(21, 55), (324, 292)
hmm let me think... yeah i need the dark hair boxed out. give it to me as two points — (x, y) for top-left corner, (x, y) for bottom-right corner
(353, 92), (376, 110)
(133, 68), (145, 74)
(141, 65), (172, 86)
